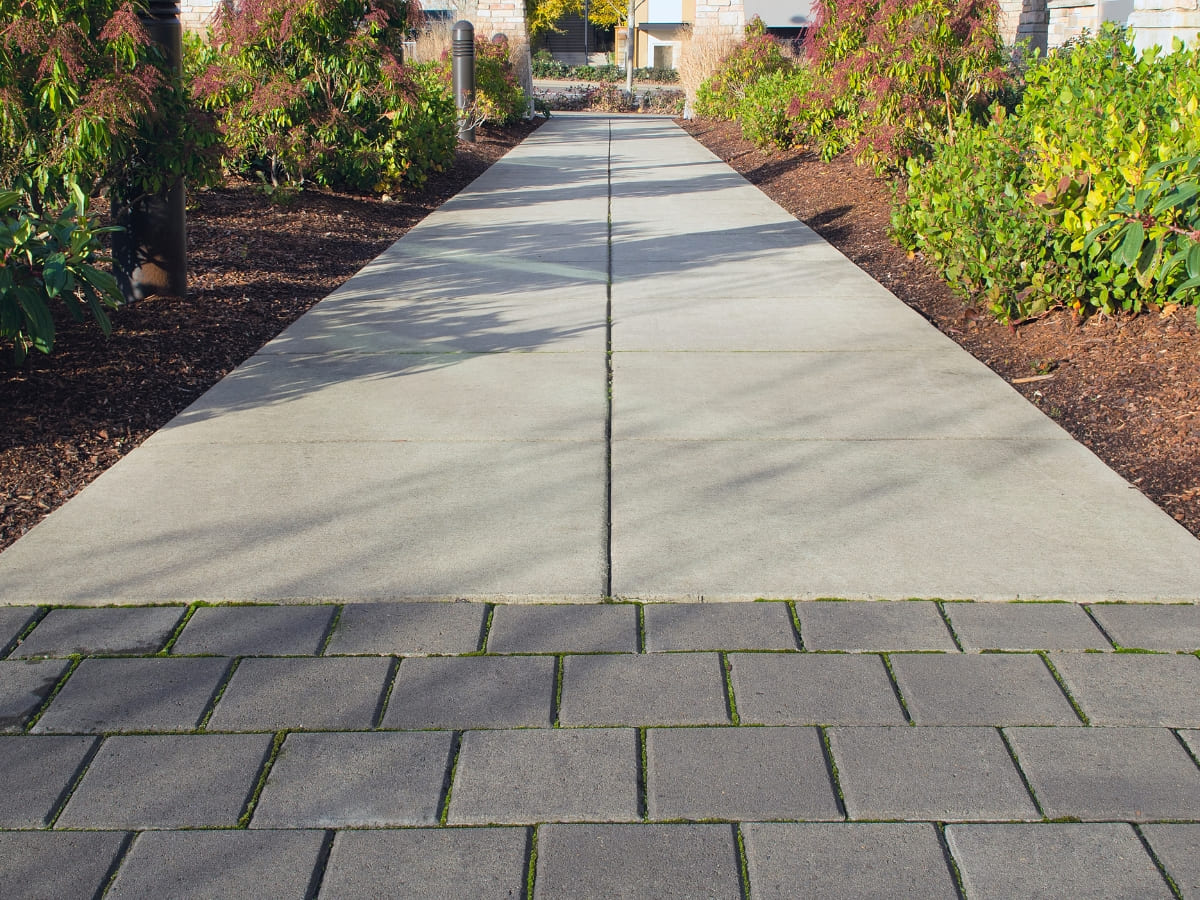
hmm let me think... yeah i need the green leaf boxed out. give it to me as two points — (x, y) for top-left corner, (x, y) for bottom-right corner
(42, 254), (68, 297)
(1116, 221), (1145, 267)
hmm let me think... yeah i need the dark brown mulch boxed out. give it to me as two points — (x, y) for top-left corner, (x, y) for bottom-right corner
(679, 118), (1200, 538)
(0, 120), (541, 551)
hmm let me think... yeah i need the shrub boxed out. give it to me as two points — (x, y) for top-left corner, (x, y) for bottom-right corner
(0, 0), (220, 211)
(694, 18), (794, 120)
(531, 49), (568, 78)
(634, 66), (679, 83)
(736, 66), (814, 149)
(677, 26), (740, 109)
(195, 0), (455, 192)
(0, 186), (122, 362)
(459, 35), (529, 125)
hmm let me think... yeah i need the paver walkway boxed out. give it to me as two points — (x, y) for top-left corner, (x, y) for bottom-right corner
(2, 117), (1200, 897)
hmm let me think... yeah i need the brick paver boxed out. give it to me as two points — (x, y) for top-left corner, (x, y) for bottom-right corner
(171, 605), (336, 656)
(0, 831), (129, 900)
(0, 735), (95, 826)
(324, 603), (486, 655)
(795, 601), (958, 651)
(1088, 603), (1200, 650)
(1047, 652), (1200, 726)
(558, 653), (729, 725)
(946, 823), (1173, 899)
(10, 607), (184, 658)
(729, 652), (906, 725)
(643, 601), (797, 651)
(743, 823), (958, 898)
(487, 603), (637, 653)
(382, 655), (555, 729)
(33, 657), (229, 733)
(1141, 824), (1200, 898)
(0, 607), (39, 654)
(942, 601), (1111, 651)
(0, 658), (69, 730)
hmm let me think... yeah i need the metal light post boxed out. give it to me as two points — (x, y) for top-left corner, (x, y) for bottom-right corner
(452, 21), (476, 143)
(113, 0), (186, 301)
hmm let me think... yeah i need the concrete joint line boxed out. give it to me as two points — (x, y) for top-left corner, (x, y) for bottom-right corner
(604, 119), (615, 601)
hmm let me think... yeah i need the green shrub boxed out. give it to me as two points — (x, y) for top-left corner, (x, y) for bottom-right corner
(469, 36), (529, 125)
(736, 66), (814, 149)
(694, 18), (794, 120)
(634, 66), (678, 83)
(531, 49), (568, 78)
(0, 187), (122, 363)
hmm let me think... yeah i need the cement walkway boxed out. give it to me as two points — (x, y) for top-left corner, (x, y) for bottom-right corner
(2, 117), (1200, 897)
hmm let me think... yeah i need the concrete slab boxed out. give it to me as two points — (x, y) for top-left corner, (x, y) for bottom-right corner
(206, 657), (392, 731)
(147, 352), (605, 445)
(829, 726), (1039, 821)
(447, 728), (639, 824)
(943, 602), (1112, 651)
(1047, 653), (1200, 726)
(265, 292), (606, 354)
(613, 350), (1069, 441)
(646, 726), (840, 821)
(251, 731), (453, 827)
(326, 602), (487, 655)
(0, 607), (38, 654)
(107, 829), (326, 900)
(0, 658), (69, 731)
(728, 653), (906, 725)
(57, 733), (272, 828)
(643, 602), (797, 651)
(1142, 825), (1200, 899)
(1004, 726), (1200, 821)
(487, 603), (638, 653)
(381, 655), (555, 729)
(611, 439), (1200, 601)
(534, 824), (742, 899)
(0, 441), (606, 603)
(0, 734), (95, 826)
(0, 831), (129, 900)
(171, 605), (336, 656)
(1089, 603), (1200, 650)
(795, 601), (957, 652)
(611, 295), (955, 352)
(320, 828), (528, 898)
(1181, 729), (1200, 759)
(8, 607), (185, 656)
(33, 657), (229, 733)
(558, 653), (730, 726)
(742, 823), (958, 899)
(889, 653), (1080, 725)
(946, 824), (1172, 899)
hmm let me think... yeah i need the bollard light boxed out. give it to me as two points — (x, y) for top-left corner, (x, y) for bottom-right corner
(452, 20), (476, 143)
(113, 0), (187, 301)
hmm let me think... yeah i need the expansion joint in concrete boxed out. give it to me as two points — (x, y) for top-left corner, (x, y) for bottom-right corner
(604, 119), (615, 600)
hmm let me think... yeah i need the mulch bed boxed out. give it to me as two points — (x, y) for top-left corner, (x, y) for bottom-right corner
(3, 114), (1197, 551)
(680, 119), (1200, 540)
(0, 121), (541, 551)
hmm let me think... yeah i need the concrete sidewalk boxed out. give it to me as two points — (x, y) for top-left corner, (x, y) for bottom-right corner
(1, 115), (1199, 602)
(2, 116), (1200, 898)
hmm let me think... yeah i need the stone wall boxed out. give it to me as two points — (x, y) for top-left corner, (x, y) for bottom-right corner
(1127, 0), (1200, 51)
(999, 0), (1050, 51)
(180, 0), (218, 31)
(693, 0), (744, 37)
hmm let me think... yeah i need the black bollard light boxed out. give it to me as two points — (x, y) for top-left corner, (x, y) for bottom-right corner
(113, 0), (186, 301)
(452, 20), (476, 143)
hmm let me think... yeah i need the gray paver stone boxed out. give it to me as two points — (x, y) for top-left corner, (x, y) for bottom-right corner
(382, 655), (554, 729)
(57, 733), (272, 828)
(647, 726), (839, 821)
(829, 726), (1039, 821)
(535, 824), (742, 899)
(251, 731), (453, 827)
(1089, 604), (1200, 651)
(558, 653), (729, 726)
(320, 827), (528, 898)
(0, 607), (39, 654)
(0, 831), (129, 900)
(448, 728), (638, 824)
(743, 823), (958, 899)
(487, 603), (637, 653)
(1182, 729), (1200, 759)
(324, 602), (486, 655)
(10, 607), (184, 657)
(944, 602), (1110, 651)
(889, 653), (1079, 725)
(1005, 727), (1200, 821)
(171, 605), (336, 656)
(33, 657), (229, 733)
(729, 652), (906, 725)
(644, 602), (797, 651)
(946, 824), (1172, 899)
(796, 601), (957, 651)
(107, 829), (326, 900)
(207, 656), (392, 731)
(1142, 825), (1200, 899)
(1048, 652), (1200, 726)
(0, 658), (69, 730)
(0, 735), (96, 826)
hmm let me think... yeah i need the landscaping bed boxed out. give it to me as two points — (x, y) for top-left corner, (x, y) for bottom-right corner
(682, 118), (1200, 539)
(0, 121), (540, 551)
